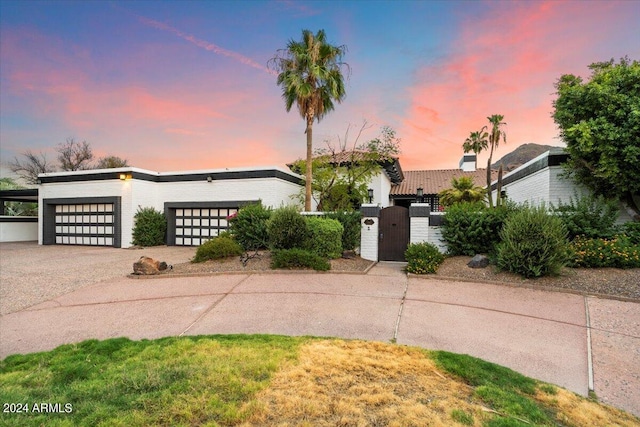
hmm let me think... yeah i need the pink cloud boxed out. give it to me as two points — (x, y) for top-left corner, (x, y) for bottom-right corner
(398, 0), (637, 170)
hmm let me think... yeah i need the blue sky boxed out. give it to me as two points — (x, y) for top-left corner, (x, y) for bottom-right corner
(1, 0), (638, 174)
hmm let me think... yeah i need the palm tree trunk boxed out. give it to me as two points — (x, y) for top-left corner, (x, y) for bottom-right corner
(486, 158), (493, 208)
(305, 115), (314, 212)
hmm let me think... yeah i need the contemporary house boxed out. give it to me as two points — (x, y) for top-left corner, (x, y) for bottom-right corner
(2, 147), (633, 249)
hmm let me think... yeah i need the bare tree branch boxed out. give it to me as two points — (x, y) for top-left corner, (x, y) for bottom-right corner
(8, 150), (56, 185)
(57, 138), (94, 171)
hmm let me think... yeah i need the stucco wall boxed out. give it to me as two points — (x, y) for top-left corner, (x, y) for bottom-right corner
(0, 217), (38, 242)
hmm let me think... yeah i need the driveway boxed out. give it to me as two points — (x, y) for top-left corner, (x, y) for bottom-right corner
(0, 242), (638, 417)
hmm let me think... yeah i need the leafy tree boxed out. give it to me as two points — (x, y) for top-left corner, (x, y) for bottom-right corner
(270, 29), (348, 212)
(96, 156), (129, 169)
(290, 124), (401, 211)
(438, 176), (486, 208)
(8, 150), (56, 185)
(57, 138), (94, 171)
(553, 57), (640, 220)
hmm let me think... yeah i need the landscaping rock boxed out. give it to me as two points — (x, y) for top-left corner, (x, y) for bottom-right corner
(133, 256), (169, 275)
(468, 254), (490, 269)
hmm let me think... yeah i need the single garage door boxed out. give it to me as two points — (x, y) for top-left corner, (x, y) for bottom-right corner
(54, 203), (115, 246)
(173, 207), (238, 246)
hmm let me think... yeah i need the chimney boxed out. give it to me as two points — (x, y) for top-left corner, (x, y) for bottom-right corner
(459, 154), (476, 172)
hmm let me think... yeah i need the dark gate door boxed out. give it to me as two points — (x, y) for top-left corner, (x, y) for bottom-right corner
(378, 206), (410, 261)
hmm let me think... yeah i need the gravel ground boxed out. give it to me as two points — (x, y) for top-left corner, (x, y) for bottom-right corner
(169, 250), (374, 274)
(435, 256), (640, 301)
(0, 242), (194, 315)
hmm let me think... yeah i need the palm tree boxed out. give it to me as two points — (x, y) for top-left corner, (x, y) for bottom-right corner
(462, 129), (489, 157)
(438, 176), (486, 208)
(270, 29), (348, 211)
(486, 114), (507, 207)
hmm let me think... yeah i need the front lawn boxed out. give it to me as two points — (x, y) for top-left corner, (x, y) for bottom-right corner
(2, 335), (638, 426)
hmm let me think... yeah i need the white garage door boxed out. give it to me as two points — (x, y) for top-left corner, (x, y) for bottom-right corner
(54, 203), (115, 246)
(174, 207), (238, 246)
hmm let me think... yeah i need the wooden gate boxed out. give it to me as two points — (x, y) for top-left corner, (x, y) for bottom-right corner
(378, 206), (410, 261)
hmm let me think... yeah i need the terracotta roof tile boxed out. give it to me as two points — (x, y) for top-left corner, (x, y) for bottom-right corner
(390, 168), (499, 196)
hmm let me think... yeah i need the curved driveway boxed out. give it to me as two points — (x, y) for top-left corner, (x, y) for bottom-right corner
(0, 244), (638, 417)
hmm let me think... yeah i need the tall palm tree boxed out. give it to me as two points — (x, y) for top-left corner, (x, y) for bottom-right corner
(438, 176), (486, 208)
(270, 29), (348, 211)
(486, 114), (507, 207)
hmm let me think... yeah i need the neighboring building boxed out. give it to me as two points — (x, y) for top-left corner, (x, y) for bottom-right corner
(490, 148), (635, 224)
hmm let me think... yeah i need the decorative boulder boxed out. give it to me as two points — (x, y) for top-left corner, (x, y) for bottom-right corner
(133, 256), (168, 275)
(468, 254), (490, 269)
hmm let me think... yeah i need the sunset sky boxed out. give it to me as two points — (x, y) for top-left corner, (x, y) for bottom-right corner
(1, 0), (638, 176)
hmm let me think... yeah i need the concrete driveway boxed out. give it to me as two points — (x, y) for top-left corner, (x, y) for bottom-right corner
(0, 243), (638, 417)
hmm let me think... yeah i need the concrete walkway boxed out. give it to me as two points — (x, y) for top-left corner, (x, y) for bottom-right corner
(1, 261), (638, 417)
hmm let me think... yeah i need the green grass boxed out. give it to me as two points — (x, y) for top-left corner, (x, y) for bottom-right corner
(432, 351), (556, 426)
(0, 335), (307, 427)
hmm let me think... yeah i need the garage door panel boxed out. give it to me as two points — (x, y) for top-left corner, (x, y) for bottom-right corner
(171, 205), (237, 246)
(53, 203), (115, 246)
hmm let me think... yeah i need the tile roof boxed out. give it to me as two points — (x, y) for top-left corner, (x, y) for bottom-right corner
(390, 168), (499, 196)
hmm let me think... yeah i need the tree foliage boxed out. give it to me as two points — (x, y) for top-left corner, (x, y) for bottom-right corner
(270, 29), (348, 212)
(96, 156), (129, 169)
(553, 56), (640, 219)
(290, 123), (401, 211)
(438, 176), (486, 208)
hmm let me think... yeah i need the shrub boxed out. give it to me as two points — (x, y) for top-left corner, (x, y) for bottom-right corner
(405, 242), (445, 274)
(570, 236), (640, 268)
(304, 217), (343, 259)
(193, 236), (243, 263)
(326, 211), (362, 251)
(229, 202), (271, 251)
(496, 205), (571, 278)
(267, 206), (308, 250)
(621, 221), (640, 245)
(132, 207), (166, 246)
(441, 201), (513, 256)
(270, 248), (330, 271)
(552, 193), (619, 240)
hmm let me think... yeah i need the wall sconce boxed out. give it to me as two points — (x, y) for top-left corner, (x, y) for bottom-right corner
(119, 173), (132, 180)
(500, 190), (507, 199)
(207, 176), (213, 183)
(416, 187), (424, 203)
(367, 188), (373, 203)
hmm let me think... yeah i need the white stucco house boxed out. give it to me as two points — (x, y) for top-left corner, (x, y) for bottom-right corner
(1, 148), (635, 247)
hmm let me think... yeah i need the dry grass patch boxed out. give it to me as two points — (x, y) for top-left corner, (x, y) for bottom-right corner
(244, 339), (486, 426)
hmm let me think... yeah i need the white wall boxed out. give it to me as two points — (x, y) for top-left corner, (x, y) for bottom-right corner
(0, 217), (38, 242)
(368, 171), (392, 208)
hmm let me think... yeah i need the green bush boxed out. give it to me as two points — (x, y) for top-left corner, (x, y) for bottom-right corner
(325, 211), (362, 251)
(267, 206), (308, 250)
(570, 236), (640, 268)
(229, 202), (271, 251)
(193, 236), (243, 263)
(132, 207), (166, 246)
(304, 217), (343, 259)
(621, 221), (640, 245)
(552, 193), (619, 240)
(496, 205), (570, 278)
(441, 201), (514, 256)
(270, 248), (330, 271)
(405, 242), (445, 274)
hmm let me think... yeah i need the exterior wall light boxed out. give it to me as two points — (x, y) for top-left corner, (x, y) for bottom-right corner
(416, 187), (424, 203)
(367, 188), (373, 203)
(119, 173), (132, 180)
(207, 176), (213, 183)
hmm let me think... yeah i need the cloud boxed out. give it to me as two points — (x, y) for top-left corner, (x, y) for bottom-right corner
(398, 0), (638, 170)
(133, 14), (277, 76)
